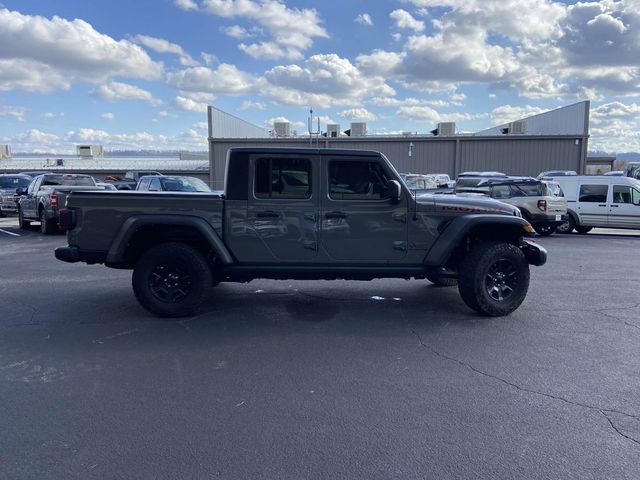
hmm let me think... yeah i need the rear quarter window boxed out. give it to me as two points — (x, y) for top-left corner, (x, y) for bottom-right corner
(579, 184), (608, 203)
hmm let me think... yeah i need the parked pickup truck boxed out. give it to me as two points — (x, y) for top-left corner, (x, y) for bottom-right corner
(55, 147), (546, 318)
(17, 173), (103, 234)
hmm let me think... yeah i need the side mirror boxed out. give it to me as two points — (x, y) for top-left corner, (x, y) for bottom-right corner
(386, 180), (402, 203)
(16, 187), (27, 195)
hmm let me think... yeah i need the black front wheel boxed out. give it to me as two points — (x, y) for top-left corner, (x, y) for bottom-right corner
(575, 226), (593, 234)
(18, 209), (30, 229)
(132, 242), (212, 318)
(458, 242), (530, 316)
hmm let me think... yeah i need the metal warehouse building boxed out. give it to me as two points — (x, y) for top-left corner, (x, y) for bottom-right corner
(207, 101), (590, 189)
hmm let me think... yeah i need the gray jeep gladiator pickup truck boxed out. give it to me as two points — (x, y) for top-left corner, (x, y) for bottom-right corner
(55, 147), (546, 317)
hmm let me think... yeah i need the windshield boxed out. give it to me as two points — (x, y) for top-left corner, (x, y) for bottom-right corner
(41, 175), (95, 186)
(160, 177), (211, 192)
(0, 176), (31, 189)
(404, 176), (436, 189)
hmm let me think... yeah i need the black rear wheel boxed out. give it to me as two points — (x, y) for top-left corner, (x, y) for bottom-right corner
(39, 209), (55, 234)
(132, 242), (212, 317)
(557, 215), (575, 234)
(575, 226), (592, 234)
(534, 224), (556, 236)
(458, 242), (530, 316)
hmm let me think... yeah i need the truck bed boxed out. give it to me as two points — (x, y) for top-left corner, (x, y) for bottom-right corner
(65, 190), (224, 253)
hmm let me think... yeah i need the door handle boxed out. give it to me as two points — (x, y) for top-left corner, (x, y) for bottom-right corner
(598, 204), (607, 207)
(302, 240), (317, 250)
(256, 210), (279, 218)
(610, 205), (619, 208)
(325, 211), (347, 219)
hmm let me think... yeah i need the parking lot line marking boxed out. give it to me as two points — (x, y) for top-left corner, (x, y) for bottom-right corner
(0, 228), (20, 237)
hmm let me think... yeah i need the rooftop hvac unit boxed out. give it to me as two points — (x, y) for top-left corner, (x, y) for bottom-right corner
(501, 121), (526, 135)
(77, 145), (103, 157)
(350, 122), (367, 136)
(0, 144), (10, 159)
(274, 121), (291, 137)
(326, 124), (340, 138)
(430, 122), (456, 136)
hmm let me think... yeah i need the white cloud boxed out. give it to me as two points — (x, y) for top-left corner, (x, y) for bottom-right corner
(4, 129), (61, 149)
(131, 34), (198, 66)
(101, 112), (114, 120)
(355, 13), (373, 26)
(0, 9), (162, 93)
(240, 100), (266, 110)
(262, 54), (394, 108)
(90, 81), (162, 106)
(390, 9), (425, 32)
(397, 106), (486, 123)
(193, 122), (208, 129)
(173, 95), (207, 112)
(158, 110), (169, 117)
(219, 25), (252, 39)
(1, 105), (29, 121)
(183, 0), (329, 60)
(489, 105), (547, 125)
(42, 111), (64, 119)
(338, 108), (377, 122)
(174, 0), (198, 11)
(167, 64), (255, 96)
(200, 52), (218, 66)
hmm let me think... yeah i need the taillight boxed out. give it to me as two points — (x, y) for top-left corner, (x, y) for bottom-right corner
(537, 199), (547, 212)
(50, 194), (58, 208)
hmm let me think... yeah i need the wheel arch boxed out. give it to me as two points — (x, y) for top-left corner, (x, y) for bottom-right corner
(105, 215), (234, 268)
(424, 214), (531, 269)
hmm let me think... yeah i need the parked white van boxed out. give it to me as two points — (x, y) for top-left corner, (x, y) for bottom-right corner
(545, 175), (640, 233)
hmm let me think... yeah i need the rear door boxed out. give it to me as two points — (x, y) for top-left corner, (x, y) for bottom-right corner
(245, 153), (319, 263)
(22, 175), (42, 218)
(609, 184), (640, 228)
(319, 155), (408, 263)
(577, 183), (609, 226)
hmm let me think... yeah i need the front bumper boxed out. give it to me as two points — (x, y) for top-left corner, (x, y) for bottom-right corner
(520, 240), (547, 266)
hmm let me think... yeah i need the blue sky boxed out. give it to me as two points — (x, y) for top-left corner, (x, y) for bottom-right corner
(0, 0), (639, 153)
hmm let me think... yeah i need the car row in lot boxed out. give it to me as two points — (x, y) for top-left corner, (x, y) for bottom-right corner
(400, 169), (640, 236)
(0, 171), (212, 234)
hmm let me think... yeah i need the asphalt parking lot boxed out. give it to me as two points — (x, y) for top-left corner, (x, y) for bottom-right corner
(1, 217), (639, 479)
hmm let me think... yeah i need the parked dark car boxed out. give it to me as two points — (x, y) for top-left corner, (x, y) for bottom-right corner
(56, 147), (546, 318)
(0, 174), (32, 216)
(136, 175), (211, 192)
(104, 171), (163, 190)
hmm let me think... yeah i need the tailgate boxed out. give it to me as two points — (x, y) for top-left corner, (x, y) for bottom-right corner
(547, 196), (567, 215)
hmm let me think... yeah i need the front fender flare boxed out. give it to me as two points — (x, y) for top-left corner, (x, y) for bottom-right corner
(423, 214), (531, 267)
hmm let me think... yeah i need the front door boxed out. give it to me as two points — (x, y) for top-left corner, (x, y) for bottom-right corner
(577, 183), (609, 226)
(320, 156), (408, 263)
(609, 184), (640, 228)
(245, 153), (319, 263)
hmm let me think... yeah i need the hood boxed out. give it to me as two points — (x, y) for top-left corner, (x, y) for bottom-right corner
(416, 192), (520, 216)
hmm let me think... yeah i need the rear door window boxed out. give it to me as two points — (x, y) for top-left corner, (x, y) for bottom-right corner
(255, 157), (311, 199)
(579, 184), (608, 203)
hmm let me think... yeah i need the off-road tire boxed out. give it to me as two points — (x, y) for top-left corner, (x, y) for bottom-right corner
(534, 224), (556, 236)
(575, 226), (592, 234)
(557, 214), (575, 234)
(18, 209), (30, 229)
(39, 209), (55, 235)
(132, 242), (212, 318)
(426, 274), (458, 287)
(458, 241), (530, 317)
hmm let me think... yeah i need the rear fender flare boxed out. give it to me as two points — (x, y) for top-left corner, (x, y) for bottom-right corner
(105, 215), (234, 265)
(423, 214), (530, 268)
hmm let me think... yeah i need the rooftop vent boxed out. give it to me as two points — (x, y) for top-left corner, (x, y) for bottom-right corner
(501, 120), (526, 135)
(0, 144), (11, 160)
(430, 122), (456, 136)
(273, 121), (291, 137)
(350, 122), (367, 137)
(326, 124), (341, 138)
(76, 145), (103, 158)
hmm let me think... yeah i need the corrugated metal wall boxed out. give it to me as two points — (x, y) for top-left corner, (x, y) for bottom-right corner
(459, 138), (583, 176)
(209, 136), (585, 189)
